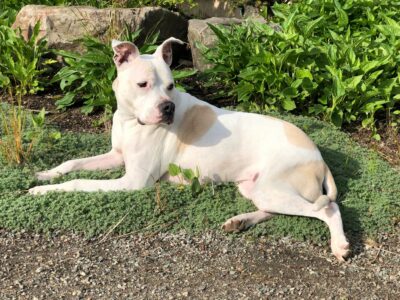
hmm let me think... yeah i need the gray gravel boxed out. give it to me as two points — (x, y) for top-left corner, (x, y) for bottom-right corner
(1, 229), (399, 299)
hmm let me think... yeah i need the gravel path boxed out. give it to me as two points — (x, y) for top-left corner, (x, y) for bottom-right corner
(1, 229), (399, 299)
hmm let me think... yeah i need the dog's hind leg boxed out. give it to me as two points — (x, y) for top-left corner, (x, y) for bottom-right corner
(36, 149), (124, 180)
(222, 175), (274, 232)
(222, 211), (273, 233)
(253, 188), (350, 261)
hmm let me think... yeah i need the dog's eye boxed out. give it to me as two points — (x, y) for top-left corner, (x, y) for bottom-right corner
(167, 83), (174, 91)
(137, 81), (147, 88)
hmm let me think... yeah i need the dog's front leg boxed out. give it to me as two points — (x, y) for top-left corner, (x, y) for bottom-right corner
(28, 174), (140, 195)
(29, 155), (160, 195)
(35, 149), (124, 180)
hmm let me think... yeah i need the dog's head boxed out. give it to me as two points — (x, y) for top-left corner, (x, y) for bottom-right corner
(112, 37), (184, 125)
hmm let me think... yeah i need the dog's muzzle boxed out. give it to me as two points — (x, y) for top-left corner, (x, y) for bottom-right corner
(159, 101), (175, 124)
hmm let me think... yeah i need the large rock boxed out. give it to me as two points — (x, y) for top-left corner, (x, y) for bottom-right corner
(178, 0), (260, 19)
(13, 5), (188, 51)
(188, 17), (242, 71)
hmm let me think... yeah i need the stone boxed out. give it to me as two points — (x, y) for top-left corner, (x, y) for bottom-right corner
(179, 0), (242, 19)
(13, 5), (188, 51)
(178, 0), (260, 19)
(188, 17), (241, 71)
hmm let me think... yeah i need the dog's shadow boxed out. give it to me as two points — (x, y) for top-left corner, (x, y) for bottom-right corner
(319, 146), (365, 256)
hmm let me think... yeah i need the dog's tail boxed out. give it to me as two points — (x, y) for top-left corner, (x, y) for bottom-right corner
(312, 164), (337, 211)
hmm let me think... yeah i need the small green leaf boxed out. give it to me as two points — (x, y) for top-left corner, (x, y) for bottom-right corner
(182, 168), (195, 181)
(331, 109), (343, 127)
(168, 163), (181, 177)
(172, 69), (197, 80)
(55, 92), (76, 108)
(282, 98), (296, 111)
(345, 75), (363, 90)
(191, 178), (203, 196)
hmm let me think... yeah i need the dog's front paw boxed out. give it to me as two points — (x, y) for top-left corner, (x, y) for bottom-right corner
(29, 185), (50, 195)
(36, 170), (61, 181)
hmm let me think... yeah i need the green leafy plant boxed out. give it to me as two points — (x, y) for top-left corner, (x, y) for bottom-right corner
(0, 20), (55, 165)
(0, 21), (53, 97)
(0, 103), (51, 165)
(168, 163), (203, 196)
(203, 0), (400, 137)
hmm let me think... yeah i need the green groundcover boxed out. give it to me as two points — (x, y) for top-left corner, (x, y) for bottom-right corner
(0, 113), (399, 241)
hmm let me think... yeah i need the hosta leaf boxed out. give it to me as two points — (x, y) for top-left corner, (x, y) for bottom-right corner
(207, 23), (228, 43)
(60, 74), (79, 90)
(361, 59), (388, 73)
(295, 68), (313, 80)
(331, 108), (343, 127)
(282, 98), (296, 111)
(365, 70), (383, 86)
(378, 78), (397, 95)
(345, 75), (363, 90)
(334, 0), (348, 27)
(172, 69), (197, 80)
(304, 16), (324, 37)
(282, 86), (297, 97)
(55, 92), (76, 108)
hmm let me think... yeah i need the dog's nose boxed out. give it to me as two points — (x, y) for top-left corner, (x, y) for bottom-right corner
(159, 101), (175, 115)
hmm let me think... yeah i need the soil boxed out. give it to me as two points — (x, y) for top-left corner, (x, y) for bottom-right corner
(1, 230), (399, 299)
(1, 90), (399, 299)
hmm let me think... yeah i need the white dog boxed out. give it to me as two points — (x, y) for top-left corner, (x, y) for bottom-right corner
(29, 38), (350, 261)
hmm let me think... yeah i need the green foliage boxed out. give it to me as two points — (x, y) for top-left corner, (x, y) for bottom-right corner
(203, 0), (400, 136)
(0, 112), (398, 241)
(0, 21), (53, 96)
(168, 163), (203, 196)
(0, 103), (59, 165)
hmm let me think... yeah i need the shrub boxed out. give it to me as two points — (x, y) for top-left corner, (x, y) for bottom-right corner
(0, 21), (53, 97)
(203, 0), (400, 137)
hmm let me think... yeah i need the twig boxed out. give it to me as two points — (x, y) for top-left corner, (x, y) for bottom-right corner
(380, 248), (400, 257)
(371, 245), (383, 263)
(97, 211), (130, 244)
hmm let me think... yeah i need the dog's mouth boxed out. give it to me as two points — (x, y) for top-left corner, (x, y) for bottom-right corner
(161, 114), (174, 125)
(137, 116), (174, 126)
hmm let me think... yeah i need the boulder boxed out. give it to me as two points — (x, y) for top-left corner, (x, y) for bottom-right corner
(188, 17), (242, 71)
(178, 0), (260, 19)
(13, 5), (188, 51)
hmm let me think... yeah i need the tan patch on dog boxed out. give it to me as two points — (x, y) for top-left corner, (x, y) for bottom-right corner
(279, 161), (326, 202)
(283, 122), (316, 150)
(177, 105), (216, 152)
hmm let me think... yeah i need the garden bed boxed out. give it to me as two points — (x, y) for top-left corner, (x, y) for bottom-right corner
(1, 112), (398, 242)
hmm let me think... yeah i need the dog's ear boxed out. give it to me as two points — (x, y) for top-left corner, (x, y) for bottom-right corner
(154, 37), (184, 66)
(112, 40), (139, 67)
